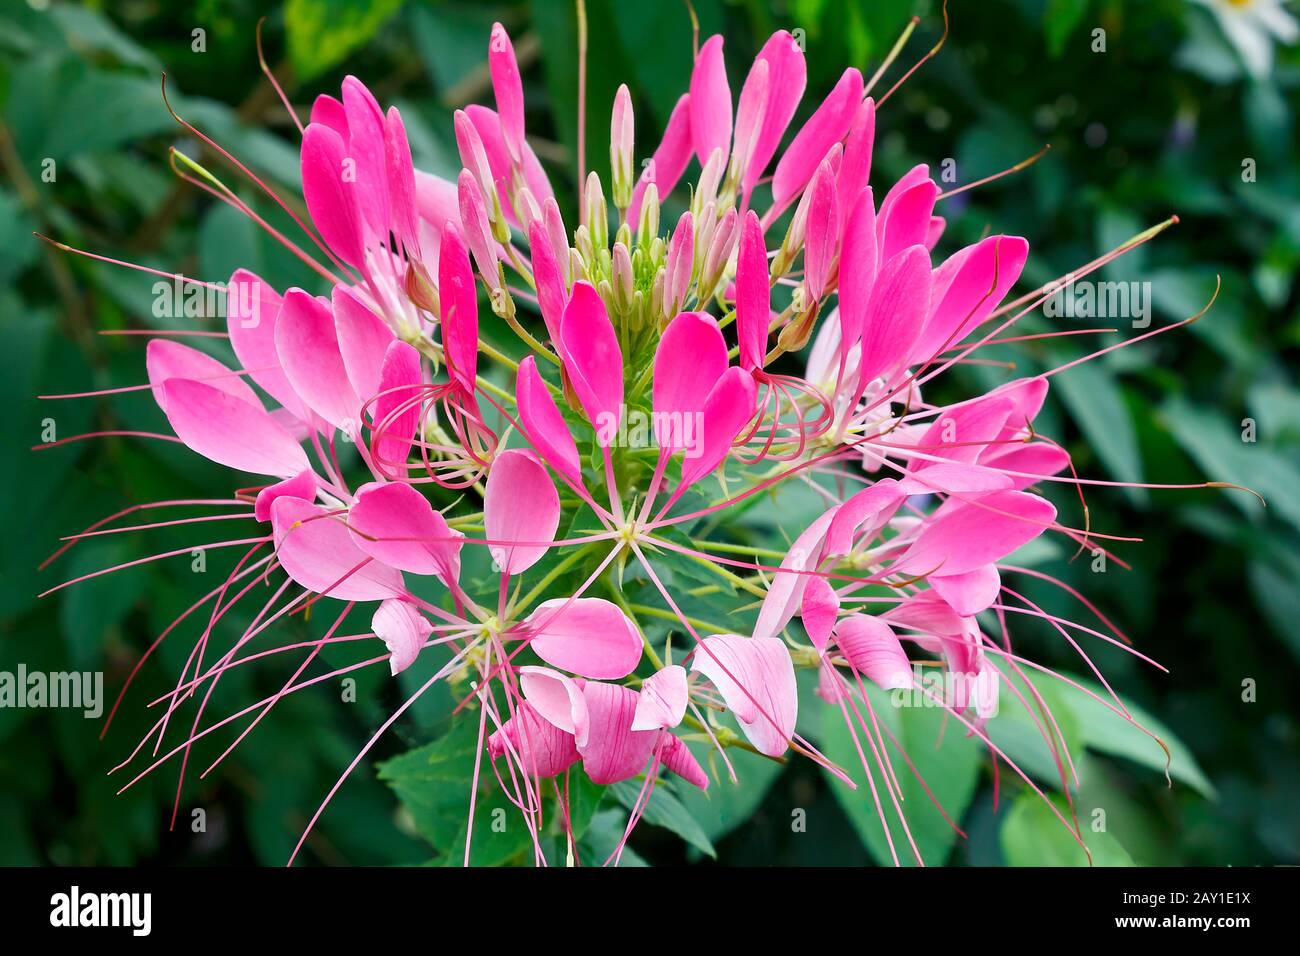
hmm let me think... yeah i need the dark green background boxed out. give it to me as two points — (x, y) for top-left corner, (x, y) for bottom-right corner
(1, 0), (1297, 865)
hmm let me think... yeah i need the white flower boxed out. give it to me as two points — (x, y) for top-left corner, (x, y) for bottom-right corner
(1194, 0), (1299, 78)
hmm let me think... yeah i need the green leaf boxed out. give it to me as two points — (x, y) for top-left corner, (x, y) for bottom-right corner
(1000, 792), (1134, 866)
(1044, 0), (1089, 58)
(817, 681), (982, 866)
(1053, 356), (1145, 503)
(674, 742), (784, 841)
(611, 779), (716, 858)
(285, 0), (406, 81)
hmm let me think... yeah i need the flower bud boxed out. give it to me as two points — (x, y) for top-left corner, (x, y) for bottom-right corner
(454, 110), (507, 241)
(636, 182), (660, 250)
(700, 206), (739, 300)
(542, 198), (572, 286)
(611, 241), (635, 316)
(664, 211), (694, 318)
(583, 171), (609, 251)
(610, 84), (635, 212)
(456, 169), (500, 290)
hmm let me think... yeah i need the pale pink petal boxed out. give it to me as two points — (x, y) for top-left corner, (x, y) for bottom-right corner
(276, 288), (362, 433)
(899, 461), (1015, 496)
(981, 442), (1070, 490)
(384, 106), (421, 255)
(146, 339), (260, 411)
(691, 635), (797, 758)
(254, 469), (316, 522)
(465, 104), (554, 216)
(413, 170), (459, 260)
(161, 379), (309, 478)
(631, 664), (688, 731)
(529, 219), (567, 343)
(270, 496), (404, 601)
(301, 123), (364, 269)
(835, 614), (912, 690)
(519, 665), (590, 746)
(371, 599), (433, 675)
(653, 311), (728, 453)
(515, 356), (582, 487)
(523, 597), (642, 680)
(773, 67), (863, 208)
(689, 35), (732, 165)
(484, 448), (560, 575)
(349, 481), (463, 584)
(559, 281), (623, 440)
(753, 506), (839, 641)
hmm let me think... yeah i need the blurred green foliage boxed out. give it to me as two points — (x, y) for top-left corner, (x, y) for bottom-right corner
(1, 0), (1297, 865)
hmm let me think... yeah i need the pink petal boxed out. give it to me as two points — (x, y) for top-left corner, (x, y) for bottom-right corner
(735, 209), (770, 371)
(465, 104), (554, 217)
(310, 94), (348, 138)
(691, 635), (797, 757)
(800, 575), (840, 651)
(913, 235), (1028, 364)
(896, 490), (1057, 577)
(631, 664), (688, 731)
(577, 682), (657, 785)
(413, 170), (459, 260)
(340, 76), (390, 241)
(528, 218), (567, 343)
(877, 176), (939, 263)
(276, 288), (362, 433)
(835, 186), (878, 350)
(371, 599), (432, 675)
(349, 481), (463, 584)
(680, 366), (758, 489)
(438, 224), (479, 393)
(484, 448), (560, 575)
(523, 597), (642, 680)
(899, 461), (1015, 496)
(629, 93), (692, 223)
(659, 734), (708, 790)
(773, 67), (863, 208)
(732, 60), (770, 182)
(519, 666), (590, 746)
(653, 311), (728, 454)
(803, 156), (839, 300)
(825, 478), (905, 557)
(488, 23), (526, 164)
(300, 123), (364, 269)
(742, 30), (807, 195)
(333, 285), (394, 405)
(981, 442), (1070, 490)
(559, 281), (623, 440)
(146, 339), (259, 411)
(161, 378), (309, 478)
(226, 270), (314, 424)
(753, 506), (839, 641)
(929, 565), (1002, 616)
(254, 469), (316, 522)
(384, 106), (421, 255)
(372, 340), (423, 469)
(515, 355), (582, 487)
(836, 97), (876, 213)
(688, 35), (732, 165)
(857, 245), (932, 386)
(835, 614), (912, 690)
(912, 395), (1015, 468)
(488, 702), (581, 779)
(270, 496), (404, 601)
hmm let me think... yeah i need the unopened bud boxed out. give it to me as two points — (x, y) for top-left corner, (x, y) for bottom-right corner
(700, 206), (739, 299)
(584, 171), (609, 251)
(777, 299), (820, 353)
(610, 84), (635, 211)
(542, 198), (571, 286)
(457, 170), (500, 290)
(611, 242), (635, 315)
(636, 182), (660, 249)
(664, 211), (694, 318)
(693, 148), (726, 221)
